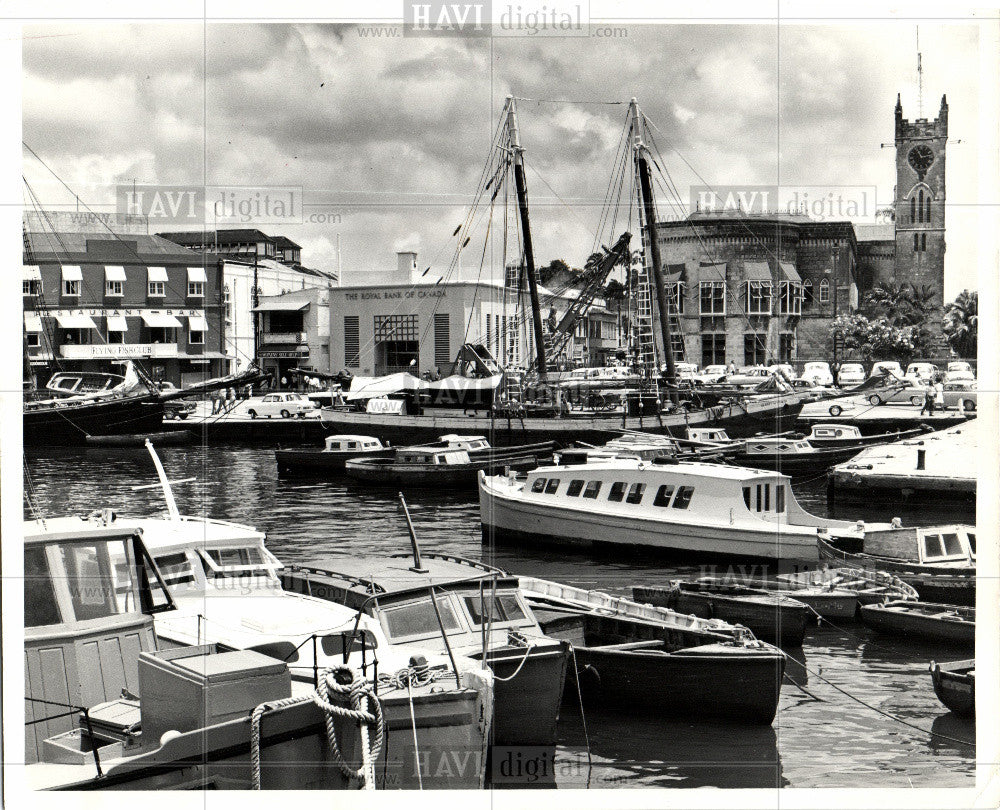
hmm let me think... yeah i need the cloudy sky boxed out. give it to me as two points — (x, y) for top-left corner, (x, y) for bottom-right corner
(22, 20), (985, 296)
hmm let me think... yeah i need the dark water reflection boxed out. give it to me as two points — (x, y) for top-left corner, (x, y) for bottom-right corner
(23, 445), (976, 789)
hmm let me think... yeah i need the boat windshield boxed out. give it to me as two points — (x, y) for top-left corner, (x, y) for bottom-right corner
(919, 530), (972, 562)
(26, 535), (172, 628)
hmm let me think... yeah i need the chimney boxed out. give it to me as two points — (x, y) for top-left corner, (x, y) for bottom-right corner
(396, 251), (417, 283)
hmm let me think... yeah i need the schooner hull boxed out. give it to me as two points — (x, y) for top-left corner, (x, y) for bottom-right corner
(23, 395), (165, 445)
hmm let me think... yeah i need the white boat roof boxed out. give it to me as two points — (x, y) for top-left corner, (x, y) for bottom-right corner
(528, 458), (786, 482)
(439, 434), (488, 443)
(26, 514), (265, 553)
(327, 434), (381, 442)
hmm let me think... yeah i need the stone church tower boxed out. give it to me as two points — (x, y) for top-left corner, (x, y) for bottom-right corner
(893, 93), (947, 307)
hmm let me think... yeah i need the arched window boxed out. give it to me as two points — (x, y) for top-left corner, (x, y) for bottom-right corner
(914, 233), (920, 252)
(918, 190), (924, 223)
(802, 279), (814, 305)
(921, 233), (927, 251)
(924, 194), (932, 222)
(818, 279), (830, 303)
(910, 197), (916, 224)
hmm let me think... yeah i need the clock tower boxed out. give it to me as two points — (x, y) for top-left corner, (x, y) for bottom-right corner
(893, 93), (947, 308)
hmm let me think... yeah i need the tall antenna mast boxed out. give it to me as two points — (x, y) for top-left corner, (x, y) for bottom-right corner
(916, 26), (923, 118)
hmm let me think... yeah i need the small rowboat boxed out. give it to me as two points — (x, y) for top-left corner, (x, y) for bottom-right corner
(518, 577), (785, 725)
(632, 582), (810, 647)
(929, 659), (975, 717)
(859, 601), (975, 647)
(804, 423), (929, 448)
(693, 575), (860, 621)
(772, 566), (919, 618)
(818, 527), (976, 606)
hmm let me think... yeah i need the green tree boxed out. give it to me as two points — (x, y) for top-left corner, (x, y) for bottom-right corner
(943, 290), (978, 358)
(539, 258), (570, 285)
(832, 314), (918, 363)
(861, 282), (939, 356)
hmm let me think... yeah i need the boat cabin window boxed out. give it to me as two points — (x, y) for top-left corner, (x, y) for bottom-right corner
(745, 483), (780, 513)
(436, 455), (446, 463)
(463, 593), (527, 625)
(347, 442), (359, 449)
(743, 487), (752, 510)
(582, 481), (601, 499)
(653, 485), (675, 507)
(673, 486), (694, 510)
(566, 479), (585, 497)
(531, 478), (546, 493)
(24, 546), (61, 627)
(967, 532), (976, 558)
(608, 482), (626, 502)
(941, 532), (965, 556)
(380, 597), (462, 641)
(775, 485), (785, 513)
(626, 483), (646, 505)
(197, 546), (280, 584)
(544, 478), (560, 494)
(154, 552), (197, 587)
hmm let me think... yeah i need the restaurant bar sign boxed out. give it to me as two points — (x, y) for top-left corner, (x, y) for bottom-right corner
(44, 308), (204, 318)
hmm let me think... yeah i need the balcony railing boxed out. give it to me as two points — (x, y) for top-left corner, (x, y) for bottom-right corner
(260, 331), (307, 345)
(60, 343), (179, 360)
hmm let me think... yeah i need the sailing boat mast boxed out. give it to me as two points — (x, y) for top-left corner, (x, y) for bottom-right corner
(630, 98), (677, 399)
(505, 96), (548, 382)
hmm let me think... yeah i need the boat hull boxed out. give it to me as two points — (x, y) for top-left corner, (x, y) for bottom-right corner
(476, 641), (571, 747)
(860, 603), (975, 647)
(930, 660), (975, 718)
(33, 687), (488, 790)
(348, 457), (538, 488)
(480, 478), (820, 562)
(729, 445), (868, 474)
(24, 395), (165, 445)
(274, 447), (394, 474)
(817, 538), (975, 605)
(632, 585), (809, 647)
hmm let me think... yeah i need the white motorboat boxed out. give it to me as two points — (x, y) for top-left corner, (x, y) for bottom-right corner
(479, 457), (890, 561)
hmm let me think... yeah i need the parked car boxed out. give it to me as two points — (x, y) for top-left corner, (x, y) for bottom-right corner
(870, 360), (904, 380)
(724, 366), (773, 386)
(163, 399), (196, 420)
(767, 364), (796, 380)
(836, 362), (866, 388)
(673, 362), (698, 382)
(941, 382), (977, 411)
(802, 362), (834, 386)
(867, 378), (932, 406)
(693, 365), (728, 385)
(904, 362), (939, 384)
(944, 361), (976, 384)
(240, 393), (317, 418)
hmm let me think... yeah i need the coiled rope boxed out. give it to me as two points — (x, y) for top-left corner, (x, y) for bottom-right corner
(249, 665), (385, 790)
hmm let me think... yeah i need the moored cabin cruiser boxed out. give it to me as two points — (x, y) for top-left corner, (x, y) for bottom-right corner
(22, 517), (493, 790)
(479, 458), (890, 561)
(275, 434), (393, 474)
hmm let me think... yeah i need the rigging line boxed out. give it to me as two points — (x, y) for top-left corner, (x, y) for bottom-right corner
(511, 97), (624, 105)
(591, 111), (632, 256)
(526, 162), (598, 241)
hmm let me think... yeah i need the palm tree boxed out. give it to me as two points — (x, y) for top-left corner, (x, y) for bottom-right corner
(943, 290), (978, 358)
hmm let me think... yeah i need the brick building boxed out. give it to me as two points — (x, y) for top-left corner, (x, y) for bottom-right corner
(23, 212), (227, 387)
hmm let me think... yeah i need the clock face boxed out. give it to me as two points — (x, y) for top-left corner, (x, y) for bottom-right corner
(908, 145), (935, 176)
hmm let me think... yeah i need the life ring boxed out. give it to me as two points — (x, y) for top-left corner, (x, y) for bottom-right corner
(829, 404), (843, 417)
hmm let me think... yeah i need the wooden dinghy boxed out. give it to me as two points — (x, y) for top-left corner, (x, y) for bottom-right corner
(519, 577), (786, 725)
(632, 582), (810, 647)
(770, 566), (919, 618)
(85, 430), (193, 447)
(929, 659), (975, 718)
(859, 601), (975, 647)
(817, 526), (976, 606)
(691, 575), (860, 621)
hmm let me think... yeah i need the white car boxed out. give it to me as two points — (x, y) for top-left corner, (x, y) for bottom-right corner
(870, 360), (904, 380)
(242, 393), (317, 419)
(802, 362), (834, 386)
(674, 362), (698, 382)
(693, 365), (728, 385)
(767, 364), (796, 380)
(837, 362), (866, 387)
(944, 361), (976, 384)
(904, 362), (939, 384)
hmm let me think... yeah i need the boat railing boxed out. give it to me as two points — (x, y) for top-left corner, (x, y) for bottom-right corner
(281, 563), (387, 595)
(518, 576), (756, 641)
(389, 551), (506, 575)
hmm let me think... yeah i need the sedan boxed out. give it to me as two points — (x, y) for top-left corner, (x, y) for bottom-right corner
(241, 393), (317, 418)
(837, 363), (866, 387)
(693, 365), (728, 385)
(869, 378), (932, 406)
(941, 382), (977, 411)
(802, 362), (834, 386)
(944, 362), (976, 384)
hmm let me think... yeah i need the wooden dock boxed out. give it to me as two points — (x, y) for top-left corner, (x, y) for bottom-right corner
(827, 419), (978, 503)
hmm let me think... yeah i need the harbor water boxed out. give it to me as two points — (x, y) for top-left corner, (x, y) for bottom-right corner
(23, 444), (977, 789)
